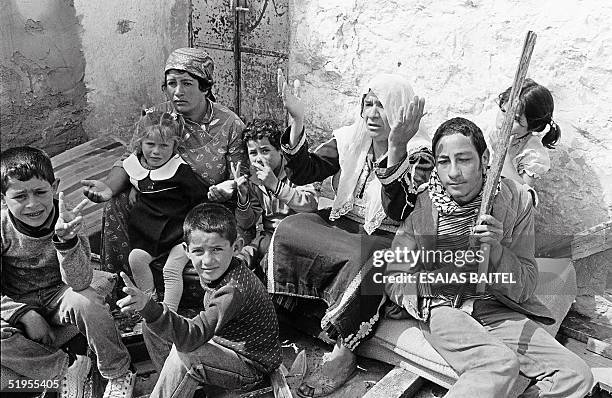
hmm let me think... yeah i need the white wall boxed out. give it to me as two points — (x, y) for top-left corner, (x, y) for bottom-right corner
(287, 0), (612, 238)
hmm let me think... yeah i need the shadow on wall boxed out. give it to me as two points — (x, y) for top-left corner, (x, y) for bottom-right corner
(534, 143), (608, 253)
(0, 0), (88, 156)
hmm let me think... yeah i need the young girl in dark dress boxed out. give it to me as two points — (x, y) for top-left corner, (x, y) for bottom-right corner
(124, 110), (208, 310)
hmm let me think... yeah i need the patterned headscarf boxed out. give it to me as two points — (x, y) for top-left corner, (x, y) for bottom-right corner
(428, 168), (500, 215)
(165, 48), (214, 87)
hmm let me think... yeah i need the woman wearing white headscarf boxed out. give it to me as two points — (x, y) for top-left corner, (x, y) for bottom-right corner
(269, 74), (434, 396)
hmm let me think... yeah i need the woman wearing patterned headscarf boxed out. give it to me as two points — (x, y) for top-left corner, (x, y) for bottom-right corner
(268, 74), (434, 397)
(81, 49), (247, 281)
(81, 48), (249, 371)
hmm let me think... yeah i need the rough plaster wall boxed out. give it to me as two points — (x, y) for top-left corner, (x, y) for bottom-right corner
(0, 0), (88, 156)
(288, 0), (612, 239)
(73, 0), (189, 142)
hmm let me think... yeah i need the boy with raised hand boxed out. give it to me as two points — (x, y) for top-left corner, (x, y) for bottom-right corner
(232, 119), (318, 275)
(1, 146), (135, 398)
(117, 203), (281, 397)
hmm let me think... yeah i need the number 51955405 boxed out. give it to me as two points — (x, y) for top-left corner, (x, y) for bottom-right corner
(3, 378), (60, 392)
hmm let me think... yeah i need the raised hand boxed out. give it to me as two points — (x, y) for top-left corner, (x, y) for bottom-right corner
(19, 310), (55, 346)
(278, 69), (305, 122)
(250, 157), (278, 191)
(81, 179), (113, 203)
(388, 96), (426, 149)
(116, 272), (149, 313)
(230, 161), (249, 202)
(55, 192), (88, 241)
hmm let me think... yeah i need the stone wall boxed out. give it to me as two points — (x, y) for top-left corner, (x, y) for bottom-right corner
(73, 0), (189, 142)
(1, 0), (88, 156)
(287, 0), (612, 237)
(1, 0), (190, 155)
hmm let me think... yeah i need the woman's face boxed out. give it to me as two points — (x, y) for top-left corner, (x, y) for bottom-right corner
(496, 102), (529, 138)
(362, 91), (391, 141)
(164, 70), (205, 118)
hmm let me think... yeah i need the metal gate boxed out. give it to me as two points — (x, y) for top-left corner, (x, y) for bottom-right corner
(190, 0), (289, 123)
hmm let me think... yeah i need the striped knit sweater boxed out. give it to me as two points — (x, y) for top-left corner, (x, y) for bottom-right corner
(140, 258), (282, 374)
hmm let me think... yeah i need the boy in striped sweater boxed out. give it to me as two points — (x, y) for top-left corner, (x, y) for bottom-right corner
(118, 203), (281, 397)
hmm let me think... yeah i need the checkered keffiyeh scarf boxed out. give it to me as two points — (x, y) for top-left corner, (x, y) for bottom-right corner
(427, 168), (501, 250)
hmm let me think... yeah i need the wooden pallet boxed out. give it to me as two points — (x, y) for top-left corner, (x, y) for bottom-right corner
(51, 136), (126, 239)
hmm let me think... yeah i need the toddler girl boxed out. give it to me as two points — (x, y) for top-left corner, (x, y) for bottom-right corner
(124, 110), (208, 310)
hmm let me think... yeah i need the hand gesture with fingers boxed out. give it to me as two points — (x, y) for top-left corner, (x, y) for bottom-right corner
(230, 161), (249, 202)
(116, 272), (149, 313)
(278, 69), (305, 123)
(388, 96), (426, 149)
(251, 157), (278, 191)
(55, 192), (89, 241)
(81, 179), (113, 203)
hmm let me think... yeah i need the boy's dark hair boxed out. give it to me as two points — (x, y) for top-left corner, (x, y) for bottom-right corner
(184, 203), (237, 244)
(432, 117), (487, 158)
(243, 119), (282, 150)
(1, 147), (55, 194)
(498, 78), (560, 149)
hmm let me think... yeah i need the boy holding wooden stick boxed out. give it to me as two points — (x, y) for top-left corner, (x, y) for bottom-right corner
(384, 117), (593, 397)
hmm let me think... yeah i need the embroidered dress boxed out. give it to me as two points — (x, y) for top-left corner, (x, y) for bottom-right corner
(123, 153), (207, 257)
(268, 74), (434, 350)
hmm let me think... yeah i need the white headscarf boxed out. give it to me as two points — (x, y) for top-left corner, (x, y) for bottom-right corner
(329, 74), (430, 233)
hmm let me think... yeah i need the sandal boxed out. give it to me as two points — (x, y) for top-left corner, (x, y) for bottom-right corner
(295, 358), (356, 398)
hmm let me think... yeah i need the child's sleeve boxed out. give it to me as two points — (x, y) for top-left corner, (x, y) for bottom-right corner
(53, 233), (93, 292)
(273, 180), (319, 213)
(280, 126), (341, 185)
(235, 182), (263, 230)
(515, 144), (551, 180)
(139, 284), (243, 351)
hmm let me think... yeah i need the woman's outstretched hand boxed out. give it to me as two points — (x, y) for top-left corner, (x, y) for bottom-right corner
(388, 96), (426, 148)
(387, 96), (426, 166)
(81, 179), (113, 203)
(207, 179), (236, 202)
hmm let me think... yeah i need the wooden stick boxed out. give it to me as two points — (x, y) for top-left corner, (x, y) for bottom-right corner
(270, 366), (293, 398)
(476, 31), (537, 293)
